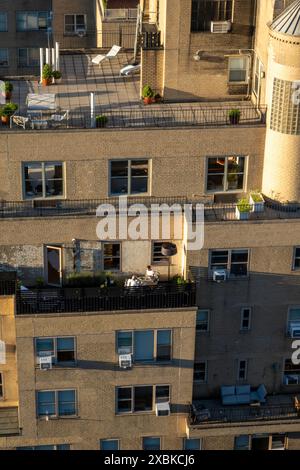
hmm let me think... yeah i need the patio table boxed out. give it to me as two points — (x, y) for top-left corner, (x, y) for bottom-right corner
(27, 93), (56, 111)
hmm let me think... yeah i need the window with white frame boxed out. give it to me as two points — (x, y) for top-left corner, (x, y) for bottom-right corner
(23, 162), (64, 199)
(18, 48), (39, 67)
(0, 372), (3, 399)
(209, 249), (249, 277)
(64, 14), (86, 34)
(16, 11), (49, 31)
(35, 337), (76, 365)
(100, 439), (119, 450)
(193, 361), (207, 383)
(228, 56), (249, 84)
(0, 13), (8, 32)
(109, 159), (149, 196)
(116, 385), (170, 414)
(143, 437), (161, 450)
(237, 359), (248, 381)
(103, 242), (121, 271)
(293, 247), (300, 270)
(287, 307), (300, 335)
(206, 156), (246, 193)
(0, 48), (8, 66)
(183, 438), (202, 450)
(116, 329), (172, 362)
(191, 0), (233, 32)
(36, 390), (77, 418)
(196, 309), (209, 332)
(152, 241), (169, 265)
(283, 359), (300, 385)
(240, 307), (251, 331)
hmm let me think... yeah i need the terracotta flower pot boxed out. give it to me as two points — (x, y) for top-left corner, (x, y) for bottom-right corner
(1, 115), (10, 125)
(143, 97), (153, 105)
(42, 78), (51, 87)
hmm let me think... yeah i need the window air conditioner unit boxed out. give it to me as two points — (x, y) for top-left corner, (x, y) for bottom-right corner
(284, 375), (299, 385)
(39, 355), (53, 370)
(289, 322), (300, 338)
(76, 28), (86, 37)
(155, 402), (170, 416)
(119, 354), (132, 369)
(212, 269), (227, 282)
(210, 20), (231, 33)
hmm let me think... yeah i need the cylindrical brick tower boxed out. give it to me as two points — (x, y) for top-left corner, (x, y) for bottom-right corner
(262, 0), (300, 202)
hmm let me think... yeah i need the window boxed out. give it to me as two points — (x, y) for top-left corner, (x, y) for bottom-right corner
(228, 56), (249, 84)
(237, 359), (248, 381)
(253, 56), (264, 97)
(183, 438), (202, 450)
(210, 249), (249, 277)
(152, 241), (169, 265)
(270, 78), (300, 136)
(116, 385), (170, 414)
(193, 361), (207, 383)
(0, 373), (3, 399)
(0, 13), (8, 32)
(16, 11), (49, 31)
(65, 14), (86, 34)
(240, 307), (251, 331)
(103, 243), (121, 271)
(23, 162), (64, 199)
(287, 307), (300, 333)
(191, 0), (233, 32)
(110, 160), (149, 195)
(206, 156), (246, 193)
(234, 435), (250, 450)
(17, 444), (70, 450)
(100, 440), (119, 450)
(271, 434), (286, 450)
(0, 48), (8, 66)
(143, 437), (161, 450)
(116, 329), (172, 362)
(283, 359), (300, 384)
(18, 48), (39, 67)
(35, 337), (75, 365)
(293, 248), (300, 270)
(36, 390), (77, 417)
(196, 309), (209, 332)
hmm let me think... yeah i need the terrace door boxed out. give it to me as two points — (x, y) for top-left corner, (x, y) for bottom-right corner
(45, 246), (62, 286)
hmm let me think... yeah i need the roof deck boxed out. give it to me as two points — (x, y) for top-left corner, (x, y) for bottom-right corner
(0, 52), (266, 131)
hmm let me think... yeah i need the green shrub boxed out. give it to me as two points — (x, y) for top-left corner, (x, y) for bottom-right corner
(65, 271), (107, 287)
(42, 64), (53, 80)
(95, 115), (108, 125)
(237, 198), (251, 213)
(250, 193), (263, 203)
(4, 82), (13, 93)
(229, 109), (241, 118)
(142, 85), (154, 99)
(52, 70), (62, 80)
(0, 102), (18, 117)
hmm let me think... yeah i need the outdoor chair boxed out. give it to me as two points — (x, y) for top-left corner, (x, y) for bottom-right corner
(92, 45), (122, 66)
(50, 111), (69, 128)
(12, 115), (30, 129)
(120, 63), (141, 77)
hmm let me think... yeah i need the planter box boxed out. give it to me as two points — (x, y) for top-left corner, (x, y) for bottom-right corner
(235, 205), (250, 220)
(250, 194), (265, 213)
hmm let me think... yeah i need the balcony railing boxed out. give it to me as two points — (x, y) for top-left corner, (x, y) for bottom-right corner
(140, 31), (162, 49)
(4, 105), (267, 133)
(16, 283), (196, 315)
(189, 402), (300, 428)
(104, 8), (138, 20)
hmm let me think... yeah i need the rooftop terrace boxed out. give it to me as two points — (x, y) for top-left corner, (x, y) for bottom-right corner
(0, 52), (266, 131)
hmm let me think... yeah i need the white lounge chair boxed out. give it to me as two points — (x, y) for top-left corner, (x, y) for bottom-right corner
(92, 45), (122, 66)
(120, 63), (141, 77)
(50, 111), (69, 128)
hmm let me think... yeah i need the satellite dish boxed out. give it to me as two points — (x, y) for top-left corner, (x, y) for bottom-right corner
(0, 81), (5, 105)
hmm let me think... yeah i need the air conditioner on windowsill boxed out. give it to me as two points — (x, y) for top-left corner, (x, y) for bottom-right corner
(76, 28), (86, 37)
(210, 20), (232, 33)
(39, 356), (53, 370)
(212, 269), (227, 283)
(119, 354), (132, 369)
(155, 402), (170, 416)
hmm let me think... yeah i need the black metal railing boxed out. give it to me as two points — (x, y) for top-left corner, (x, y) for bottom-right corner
(16, 283), (196, 314)
(189, 403), (299, 427)
(3, 105), (266, 133)
(140, 31), (162, 49)
(0, 273), (17, 295)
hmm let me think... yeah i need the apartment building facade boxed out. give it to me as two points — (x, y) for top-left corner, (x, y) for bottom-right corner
(0, 0), (300, 450)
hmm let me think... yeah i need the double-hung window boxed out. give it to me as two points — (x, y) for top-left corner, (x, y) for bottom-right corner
(35, 337), (76, 365)
(206, 156), (246, 193)
(143, 437), (161, 450)
(193, 361), (207, 383)
(184, 438), (202, 450)
(37, 390), (77, 417)
(293, 247), (300, 270)
(103, 242), (121, 271)
(0, 48), (8, 66)
(287, 307), (300, 335)
(100, 440), (119, 450)
(237, 359), (248, 381)
(240, 307), (251, 331)
(191, 0), (233, 32)
(23, 162), (64, 199)
(196, 309), (209, 332)
(210, 249), (249, 277)
(0, 13), (8, 32)
(116, 385), (170, 414)
(16, 11), (49, 31)
(234, 435), (250, 450)
(65, 14), (86, 34)
(116, 329), (172, 362)
(110, 159), (149, 195)
(18, 48), (39, 67)
(228, 56), (249, 84)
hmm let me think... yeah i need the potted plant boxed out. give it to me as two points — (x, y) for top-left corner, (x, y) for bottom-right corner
(0, 102), (18, 125)
(42, 64), (53, 86)
(142, 85), (154, 105)
(95, 115), (108, 128)
(52, 70), (62, 84)
(4, 82), (13, 100)
(228, 108), (241, 125)
(154, 93), (163, 104)
(236, 198), (251, 220)
(249, 191), (265, 213)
